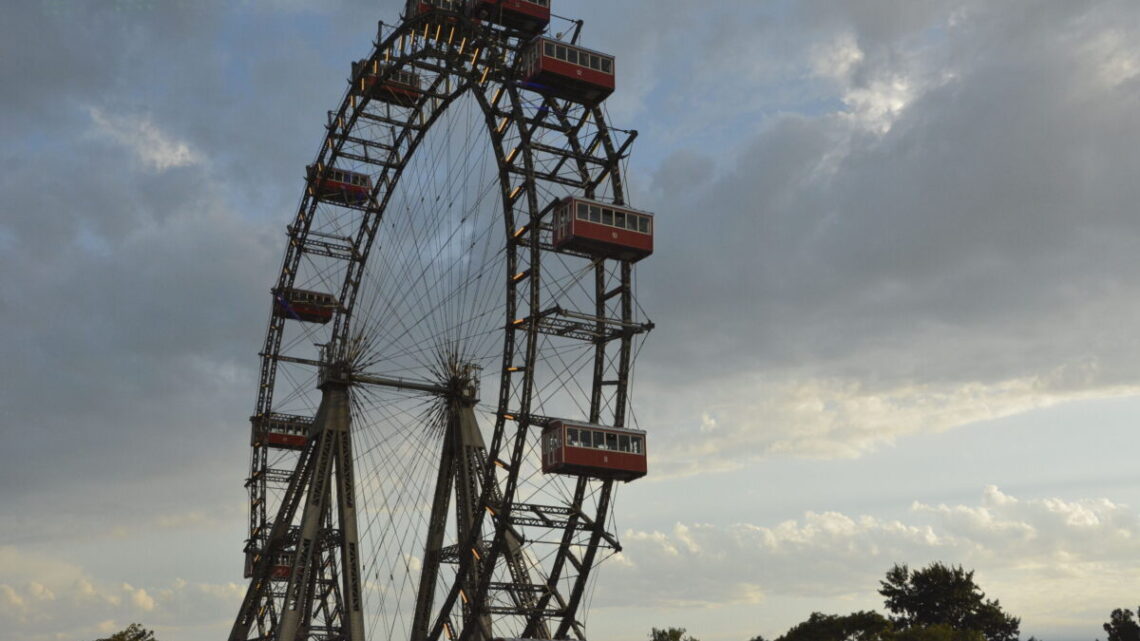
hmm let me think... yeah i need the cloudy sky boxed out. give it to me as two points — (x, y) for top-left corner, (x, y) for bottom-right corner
(4, 1), (1140, 640)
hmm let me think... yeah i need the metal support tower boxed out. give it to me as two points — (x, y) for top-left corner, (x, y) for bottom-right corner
(230, 365), (365, 641)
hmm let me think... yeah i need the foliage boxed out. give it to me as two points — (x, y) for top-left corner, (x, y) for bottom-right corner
(774, 611), (892, 641)
(1104, 607), (1140, 641)
(767, 613), (988, 641)
(95, 623), (157, 641)
(892, 624), (985, 641)
(879, 563), (1019, 641)
(650, 627), (700, 641)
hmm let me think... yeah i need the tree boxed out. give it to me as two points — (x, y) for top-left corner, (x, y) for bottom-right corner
(879, 563), (1019, 641)
(650, 627), (699, 641)
(892, 625), (985, 641)
(774, 611), (892, 641)
(1104, 607), (1140, 641)
(95, 623), (157, 641)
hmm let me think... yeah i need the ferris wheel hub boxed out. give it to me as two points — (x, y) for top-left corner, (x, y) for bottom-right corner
(318, 359), (354, 389)
(446, 362), (482, 405)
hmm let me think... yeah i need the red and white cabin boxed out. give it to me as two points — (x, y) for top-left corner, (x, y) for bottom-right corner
(552, 196), (653, 262)
(407, 0), (466, 18)
(541, 420), (647, 482)
(353, 59), (422, 107)
(250, 414), (313, 450)
(307, 164), (372, 206)
(273, 288), (339, 324)
(467, 0), (549, 33)
(244, 551), (292, 580)
(518, 37), (615, 106)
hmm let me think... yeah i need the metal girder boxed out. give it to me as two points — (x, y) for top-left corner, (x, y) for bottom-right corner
(484, 606), (563, 617)
(506, 514), (589, 533)
(509, 306), (653, 343)
(326, 129), (395, 155)
(232, 379), (365, 641)
(411, 422), (457, 641)
(487, 107), (571, 134)
(351, 371), (449, 395)
(260, 353), (326, 369)
(438, 542), (489, 565)
(231, 430), (320, 640)
(309, 193), (376, 213)
(454, 402), (493, 641)
(333, 148), (402, 169)
(356, 109), (428, 130)
(296, 236), (359, 262)
(505, 163), (588, 189)
(263, 468), (298, 486)
(526, 139), (610, 165)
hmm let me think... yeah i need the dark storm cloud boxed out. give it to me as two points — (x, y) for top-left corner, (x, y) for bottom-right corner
(0, 0), (396, 529)
(631, 0), (1140, 393)
(0, 149), (275, 519)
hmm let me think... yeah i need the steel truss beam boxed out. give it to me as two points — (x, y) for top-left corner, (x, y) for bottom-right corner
(231, 375), (365, 641)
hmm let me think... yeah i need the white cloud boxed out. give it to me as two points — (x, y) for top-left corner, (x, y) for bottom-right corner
(596, 485), (1140, 635)
(0, 547), (241, 641)
(639, 369), (1140, 476)
(26, 583), (54, 602)
(0, 584), (28, 618)
(88, 106), (203, 171)
(912, 486), (1140, 564)
(806, 31), (922, 132)
(126, 584), (156, 611)
(841, 76), (915, 133)
(811, 33), (864, 81)
(1082, 28), (1140, 88)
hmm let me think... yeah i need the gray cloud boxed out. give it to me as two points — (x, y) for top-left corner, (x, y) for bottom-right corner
(631, 0), (1140, 396)
(597, 486), (1140, 632)
(0, 1), (354, 511)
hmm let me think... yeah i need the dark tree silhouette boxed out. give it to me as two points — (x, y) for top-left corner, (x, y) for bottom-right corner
(650, 627), (700, 641)
(95, 623), (157, 641)
(1104, 607), (1140, 641)
(892, 625), (984, 641)
(879, 563), (1019, 641)
(766, 611), (987, 641)
(773, 611), (891, 641)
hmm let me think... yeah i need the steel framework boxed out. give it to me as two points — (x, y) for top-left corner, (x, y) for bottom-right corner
(231, 6), (652, 641)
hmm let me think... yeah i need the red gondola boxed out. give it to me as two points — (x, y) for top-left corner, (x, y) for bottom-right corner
(518, 37), (615, 106)
(467, 0), (549, 33)
(306, 164), (372, 206)
(407, 0), (466, 18)
(273, 288), (339, 324)
(551, 196), (653, 262)
(541, 420), (647, 482)
(244, 551), (292, 580)
(352, 60), (423, 107)
(250, 414), (313, 450)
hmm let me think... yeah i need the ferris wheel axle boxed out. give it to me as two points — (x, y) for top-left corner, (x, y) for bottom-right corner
(352, 371), (480, 404)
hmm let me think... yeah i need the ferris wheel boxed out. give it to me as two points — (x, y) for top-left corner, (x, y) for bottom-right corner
(229, 2), (655, 640)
